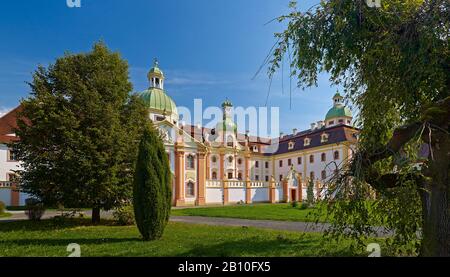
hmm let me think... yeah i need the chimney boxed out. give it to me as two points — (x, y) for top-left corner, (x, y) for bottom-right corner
(280, 132), (284, 138)
(293, 128), (298, 135)
(317, 121), (324, 129)
(310, 123), (316, 130)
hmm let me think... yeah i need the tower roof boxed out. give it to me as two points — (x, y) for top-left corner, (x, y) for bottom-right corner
(221, 99), (233, 108)
(325, 106), (352, 120)
(139, 87), (178, 116)
(147, 58), (164, 80)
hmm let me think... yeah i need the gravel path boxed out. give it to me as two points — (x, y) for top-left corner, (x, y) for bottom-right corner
(1, 210), (390, 237)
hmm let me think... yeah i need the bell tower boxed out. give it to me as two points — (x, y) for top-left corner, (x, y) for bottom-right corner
(147, 58), (164, 89)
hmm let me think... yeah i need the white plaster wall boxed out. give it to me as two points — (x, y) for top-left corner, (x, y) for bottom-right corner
(0, 188), (11, 206)
(275, 187), (283, 202)
(251, 187), (268, 202)
(228, 187), (246, 203)
(0, 144), (22, 181)
(206, 188), (223, 204)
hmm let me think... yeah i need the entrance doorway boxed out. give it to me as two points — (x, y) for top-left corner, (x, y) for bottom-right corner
(290, 189), (297, 202)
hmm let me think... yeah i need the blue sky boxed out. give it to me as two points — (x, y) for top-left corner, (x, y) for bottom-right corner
(0, 0), (347, 136)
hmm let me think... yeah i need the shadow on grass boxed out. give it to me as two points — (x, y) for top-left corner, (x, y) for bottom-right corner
(179, 234), (357, 257)
(1, 237), (142, 248)
(0, 218), (117, 233)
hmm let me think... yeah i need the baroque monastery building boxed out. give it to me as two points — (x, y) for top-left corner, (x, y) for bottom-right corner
(0, 61), (358, 207)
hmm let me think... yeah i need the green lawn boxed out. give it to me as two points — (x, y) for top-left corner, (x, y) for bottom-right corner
(172, 203), (327, 222)
(0, 218), (379, 257)
(0, 212), (12, 218)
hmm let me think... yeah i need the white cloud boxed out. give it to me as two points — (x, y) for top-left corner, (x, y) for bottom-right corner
(0, 107), (12, 118)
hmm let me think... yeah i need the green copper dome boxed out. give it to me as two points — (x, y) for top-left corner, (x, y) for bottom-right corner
(216, 118), (237, 133)
(139, 88), (178, 116)
(325, 105), (352, 120)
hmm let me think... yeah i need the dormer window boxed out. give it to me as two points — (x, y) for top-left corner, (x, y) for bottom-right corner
(288, 141), (295, 150)
(252, 146), (258, 152)
(304, 138), (310, 146)
(321, 133), (329, 143)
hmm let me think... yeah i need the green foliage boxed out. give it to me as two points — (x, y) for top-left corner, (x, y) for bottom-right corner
(270, 0), (449, 255)
(25, 198), (46, 221)
(291, 200), (298, 208)
(13, 42), (148, 220)
(306, 179), (315, 206)
(0, 201), (5, 214)
(113, 204), (135, 226)
(299, 202), (309, 210)
(133, 122), (172, 240)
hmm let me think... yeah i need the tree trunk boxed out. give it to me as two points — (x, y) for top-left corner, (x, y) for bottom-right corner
(420, 132), (450, 257)
(92, 207), (101, 224)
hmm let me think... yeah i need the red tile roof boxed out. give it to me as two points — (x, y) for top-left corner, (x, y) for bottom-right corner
(0, 106), (22, 144)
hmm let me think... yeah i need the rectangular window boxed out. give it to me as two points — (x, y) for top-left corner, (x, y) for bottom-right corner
(8, 149), (17, 161)
(228, 172), (233, 179)
(265, 175), (269, 182)
(255, 175), (259, 181)
(297, 157), (302, 164)
(279, 160), (283, 167)
(288, 159), (292, 166)
(265, 161), (269, 168)
(279, 175), (283, 181)
(255, 161), (259, 168)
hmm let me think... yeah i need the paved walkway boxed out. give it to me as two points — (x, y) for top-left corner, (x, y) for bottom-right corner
(1, 211), (390, 237)
(1, 210), (328, 233)
(171, 216), (330, 233)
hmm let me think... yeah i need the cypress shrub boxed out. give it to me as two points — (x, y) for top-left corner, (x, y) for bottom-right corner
(307, 179), (315, 206)
(133, 122), (172, 240)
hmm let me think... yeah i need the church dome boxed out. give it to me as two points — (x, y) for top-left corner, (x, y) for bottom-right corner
(325, 105), (352, 120)
(325, 92), (352, 121)
(139, 87), (178, 117)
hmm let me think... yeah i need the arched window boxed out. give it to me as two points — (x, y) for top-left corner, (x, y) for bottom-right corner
(310, 171), (315, 180)
(238, 158), (242, 165)
(227, 135), (234, 147)
(238, 172), (243, 180)
(321, 153), (326, 162)
(309, 155), (314, 163)
(211, 156), (217, 163)
(212, 171), (217, 180)
(186, 154), (195, 169)
(304, 138), (310, 146)
(321, 170), (327, 180)
(185, 181), (195, 197)
(334, 151), (340, 160)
